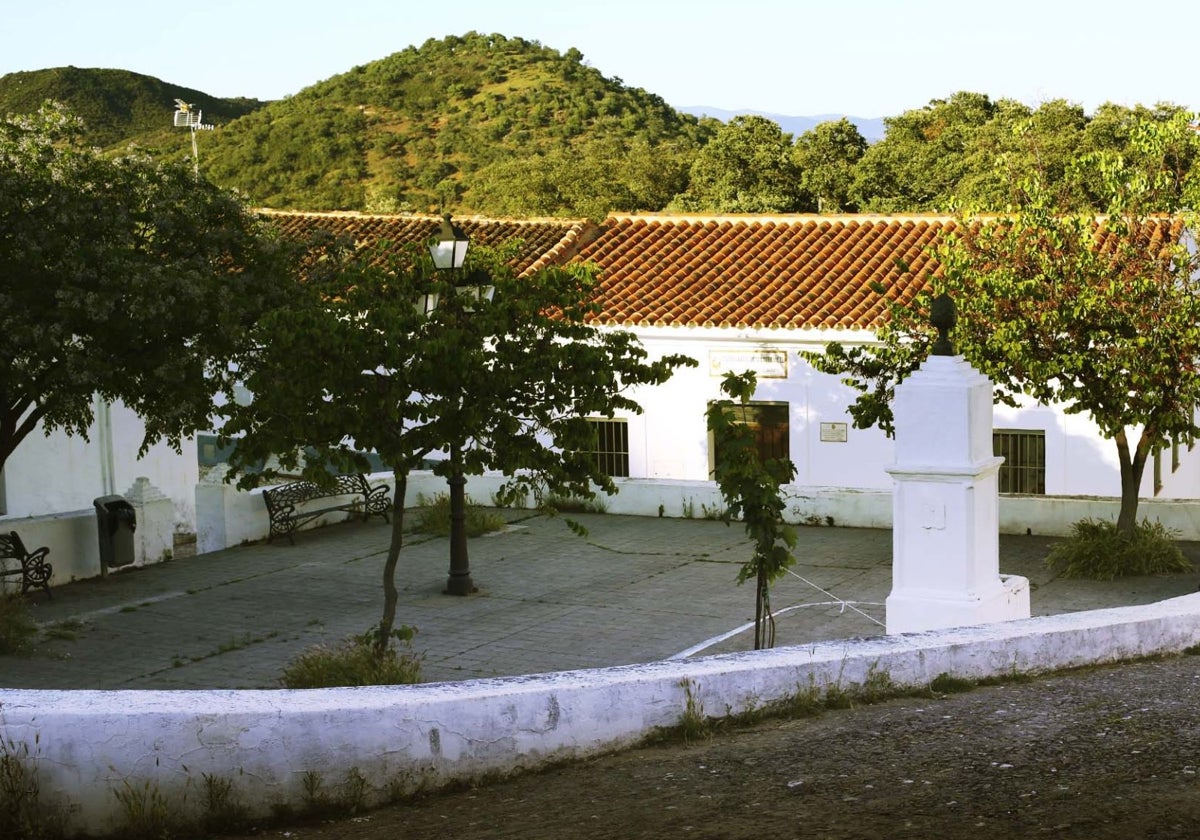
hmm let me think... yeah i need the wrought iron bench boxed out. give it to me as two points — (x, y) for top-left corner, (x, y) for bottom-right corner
(262, 474), (392, 544)
(0, 531), (53, 599)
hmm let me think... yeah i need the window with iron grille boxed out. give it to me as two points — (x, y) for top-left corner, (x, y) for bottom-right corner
(711, 402), (790, 471)
(993, 429), (1045, 494)
(586, 418), (629, 478)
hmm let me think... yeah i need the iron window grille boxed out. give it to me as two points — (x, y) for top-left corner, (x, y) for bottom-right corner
(586, 418), (630, 478)
(993, 429), (1045, 495)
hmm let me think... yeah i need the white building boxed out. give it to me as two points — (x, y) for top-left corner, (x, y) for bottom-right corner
(9, 211), (1200, 587)
(256, 211), (1200, 539)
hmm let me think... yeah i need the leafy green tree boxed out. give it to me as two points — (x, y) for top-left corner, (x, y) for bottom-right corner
(220, 235), (695, 654)
(1076, 102), (1197, 209)
(954, 98), (1089, 210)
(852, 91), (998, 212)
(469, 137), (692, 218)
(808, 113), (1200, 539)
(793, 118), (868, 212)
(672, 115), (808, 213)
(706, 372), (797, 650)
(0, 102), (294, 477)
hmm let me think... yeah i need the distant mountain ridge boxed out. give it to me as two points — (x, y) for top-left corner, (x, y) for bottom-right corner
(679, 106), (885, 143)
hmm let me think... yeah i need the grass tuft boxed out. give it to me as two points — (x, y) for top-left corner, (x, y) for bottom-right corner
(1046, 518), (1193, 580)
(201, 772), (250, 835)
(411, 493), (507, 537)
(677, 680), (710, 743)
(112, 780), (175, 840)
(1, 736), (66, 840)
(0, 595), (37, 655)
(543, 493), (608, 514)
(929, 672), (977, 694)
(281, 629), (422, 688)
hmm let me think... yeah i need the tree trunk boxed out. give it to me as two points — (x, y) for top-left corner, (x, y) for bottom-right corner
(1114, 429), (1153, 536)
(375, 470), (408, 658)
(753, 542), (774, 651)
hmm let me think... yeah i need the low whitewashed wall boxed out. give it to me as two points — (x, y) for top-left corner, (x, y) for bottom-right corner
(0, 479), (176, 590)
(0, 509), (98, 587)
(193, 470), (1200, 554)
(1000, 494), (1200, 538)
(195, 472), (444, 553)
(3, 592), (1199, 835)
(457, 476), (1200, 539)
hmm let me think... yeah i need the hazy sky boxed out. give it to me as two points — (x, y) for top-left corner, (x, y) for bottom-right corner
(2, 0), (1192, 118)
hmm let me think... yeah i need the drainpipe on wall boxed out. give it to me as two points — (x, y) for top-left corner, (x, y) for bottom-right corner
(96, 393), (116, 497)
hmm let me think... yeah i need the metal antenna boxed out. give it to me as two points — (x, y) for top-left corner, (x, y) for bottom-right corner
(172, 99), (214, 176)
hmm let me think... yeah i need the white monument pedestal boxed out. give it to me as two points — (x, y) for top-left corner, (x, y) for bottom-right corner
(885, 355), (1030, 634)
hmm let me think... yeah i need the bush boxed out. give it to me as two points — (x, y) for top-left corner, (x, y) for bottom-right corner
(281, 628), (422, 688)
(0, 595), (37, 655)
(1045, 518), (1194, 581)
(411, 492), (506, 537)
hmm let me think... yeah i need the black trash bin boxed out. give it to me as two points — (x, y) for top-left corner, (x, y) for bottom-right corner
(94, 495), (137, 575)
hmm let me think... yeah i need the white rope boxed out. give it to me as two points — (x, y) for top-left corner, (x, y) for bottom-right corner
(782, 566), (887, 628)
(668, 597), (885, 660)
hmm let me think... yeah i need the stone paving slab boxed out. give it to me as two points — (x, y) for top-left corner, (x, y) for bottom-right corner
(2, 512), (1197, 689)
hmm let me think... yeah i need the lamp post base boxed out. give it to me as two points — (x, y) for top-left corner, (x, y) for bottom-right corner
(444, 574), (478, 596)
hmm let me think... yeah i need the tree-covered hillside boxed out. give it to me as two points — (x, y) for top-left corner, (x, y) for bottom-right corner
(3, 36), (1196, 219)
(201, 32), (715, 216)
(0, 66), (265, 149)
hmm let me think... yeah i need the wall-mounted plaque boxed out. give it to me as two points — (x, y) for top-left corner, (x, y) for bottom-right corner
(709, 349), (788, 379)
(820, 422), (848, 443)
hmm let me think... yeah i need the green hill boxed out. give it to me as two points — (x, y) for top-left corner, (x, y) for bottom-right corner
(7, 35), (1186, 218)
(200, 32), (715, 216)
(0, 66), (266, 150)
(0, 37), (714, 217)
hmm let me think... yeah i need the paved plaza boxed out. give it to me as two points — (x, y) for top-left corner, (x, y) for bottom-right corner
(2, 512), (1197, 689)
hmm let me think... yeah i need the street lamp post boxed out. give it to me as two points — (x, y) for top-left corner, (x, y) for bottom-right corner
(427, 213), (485, 596)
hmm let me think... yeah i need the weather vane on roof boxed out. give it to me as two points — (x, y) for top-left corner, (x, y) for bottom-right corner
(172, 99), (214, 176)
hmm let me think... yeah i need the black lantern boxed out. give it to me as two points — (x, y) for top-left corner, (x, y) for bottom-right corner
(428, 213), (470, 270)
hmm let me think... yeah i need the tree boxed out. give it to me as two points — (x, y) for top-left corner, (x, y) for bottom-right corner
(0, 102), (294, 478)
(953, 98), (1089, 210)
(793, 118), (868, 213)
(672, 115), (808, 213)
(220, 234), (695, 654)
(851, 91), (998, 212)
(706, 371), (797, 650)
(807, 113), (1200, 538)
(468, 136), (692, 219)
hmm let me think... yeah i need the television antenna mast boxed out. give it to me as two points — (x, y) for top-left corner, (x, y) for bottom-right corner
(172, 99), (214, 176)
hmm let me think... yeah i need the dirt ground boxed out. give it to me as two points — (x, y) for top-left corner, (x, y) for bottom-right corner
(217, 654), (1200, 840)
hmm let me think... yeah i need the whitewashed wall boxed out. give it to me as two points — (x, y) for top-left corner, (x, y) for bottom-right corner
(625, 325), (1192, 503)
(4, 592), (1198, 835)
(1, 398), (199, 530)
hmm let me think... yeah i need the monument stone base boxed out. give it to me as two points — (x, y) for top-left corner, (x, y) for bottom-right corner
(886, 573), (1030, 634)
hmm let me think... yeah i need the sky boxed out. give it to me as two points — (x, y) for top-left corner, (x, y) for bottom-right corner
(1, 0), (1193, 119)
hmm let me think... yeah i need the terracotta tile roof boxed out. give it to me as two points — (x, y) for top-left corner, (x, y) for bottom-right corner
(260, 211), (1185, 334)
(577, 214), (951, 330)
(258, 210), (599, 278)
